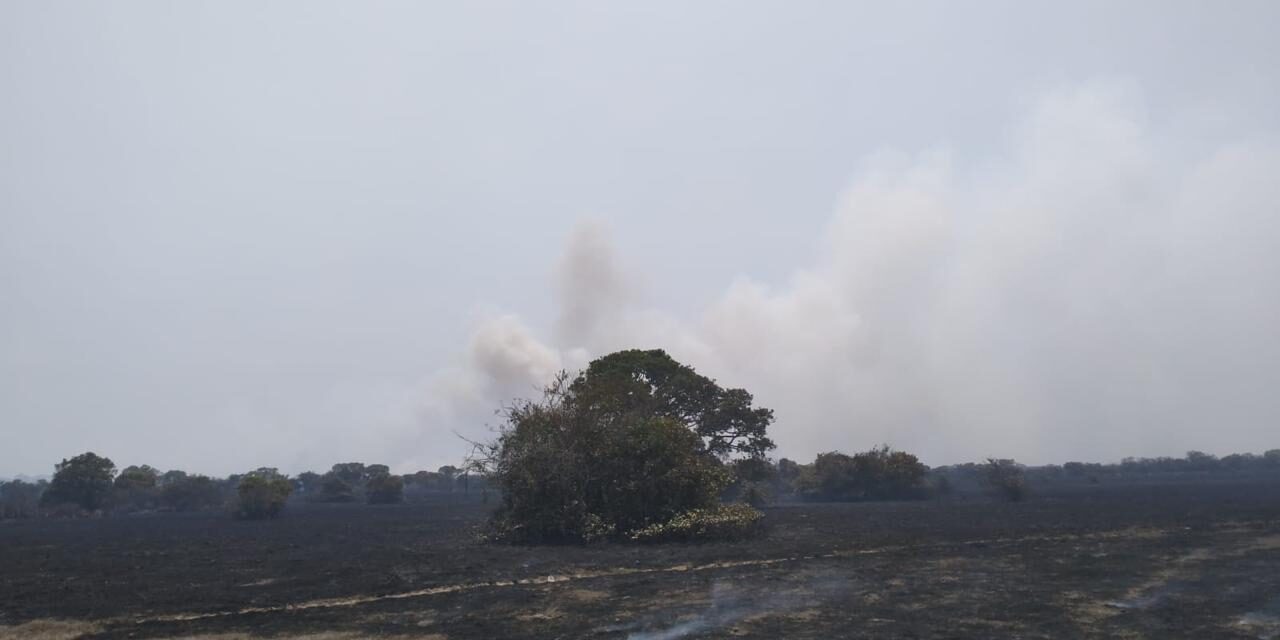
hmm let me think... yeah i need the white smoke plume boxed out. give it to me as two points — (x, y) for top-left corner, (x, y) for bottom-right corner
(422, 82), (1280, 467)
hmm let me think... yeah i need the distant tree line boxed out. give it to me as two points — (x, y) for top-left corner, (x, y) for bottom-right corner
(1, 452), (489, 521)
(6, 446), (1277, 522)
(737, 448), (1280, 505)
(5, 446), (1277, 522)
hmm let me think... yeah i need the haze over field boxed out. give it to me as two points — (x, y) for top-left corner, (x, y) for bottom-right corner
(3, 2), (1279, 476)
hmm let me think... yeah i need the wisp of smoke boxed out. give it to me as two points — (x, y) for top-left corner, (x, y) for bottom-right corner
(622, 573), (847, 640)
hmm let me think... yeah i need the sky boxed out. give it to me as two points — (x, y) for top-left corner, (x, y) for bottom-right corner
(2, 1), (1279, 477)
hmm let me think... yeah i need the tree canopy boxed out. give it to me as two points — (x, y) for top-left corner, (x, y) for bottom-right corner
(476, 349), (773, 543)
(41, 452), (116, 511)
(566, 349), (775, 459)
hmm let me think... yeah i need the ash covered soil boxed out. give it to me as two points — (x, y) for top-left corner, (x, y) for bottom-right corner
(3, 481), (1280, 639)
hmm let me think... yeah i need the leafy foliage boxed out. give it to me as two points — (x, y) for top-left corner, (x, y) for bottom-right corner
(567, 349), (775, 459)
(982, 458), (1028, 502)
(797, 446), (930, 501)
(41, 452), (116, 511)
(114, 465), (159, 490)
(1, 479), (46, 518)
(629, 504), (765, 543)
(235, 469), (293, 519)
(159, 475), (223, 511)
(112, 464), (160, 511)
(365, 473), (404, 504)
(318, 476), (356, 502)
(476, 349), (772, 543)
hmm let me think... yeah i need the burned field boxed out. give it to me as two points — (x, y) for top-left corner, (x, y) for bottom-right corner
(3, 481), (1280, 640)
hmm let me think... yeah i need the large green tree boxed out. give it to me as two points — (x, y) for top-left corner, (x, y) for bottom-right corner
(566, 349), (775, 459)
(41, 452), (117, 510)
(477, 349), (772, 543)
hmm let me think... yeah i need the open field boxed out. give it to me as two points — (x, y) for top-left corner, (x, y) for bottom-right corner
(3, 481), (1280, 639)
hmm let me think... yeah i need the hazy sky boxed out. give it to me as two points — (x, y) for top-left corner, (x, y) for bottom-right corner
(3, 2), (1279, 477)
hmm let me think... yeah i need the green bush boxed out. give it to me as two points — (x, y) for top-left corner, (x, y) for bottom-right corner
(797, 446), (931, 501)
(982, 458), (1028, 502)
(317, 475), (355, 502)
(112, 464), (160, 512)
(365, 473), (404, 504)
(629, 504), (765, 543)
(476, 350), (775, 544)
(1, 480), (45, 518)
(159, 475), (222, 512)
(235, 472), (292, 519)
(40, 452), (116, 511)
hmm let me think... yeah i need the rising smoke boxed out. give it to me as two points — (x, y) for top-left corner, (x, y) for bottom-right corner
(425, 83), (1280, 468)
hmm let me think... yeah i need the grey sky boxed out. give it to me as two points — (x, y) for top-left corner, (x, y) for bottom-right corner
(3, 1), (1279, 477)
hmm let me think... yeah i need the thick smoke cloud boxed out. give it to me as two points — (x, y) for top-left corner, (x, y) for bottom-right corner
(436, 84), (1280, 467)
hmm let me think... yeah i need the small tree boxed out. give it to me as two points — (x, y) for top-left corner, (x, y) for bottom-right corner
(41, 452), (117, 511)
(982, 458), (1028, 502)
(159, 475), (223, 512)
(365, 473), (404, 504)
(236, 470), (292, 519)
(113, 464), (160, 511)
(328, 463), (369, 487)
(294, 471), (323, 496)
(1, 480), (46, 518)
(1266, 449), (1280, 467)
(438, 465), (460, 492)
(796, 446), (929, 501)
(318, 475), (355, 502)
(728, 457), (774, 506)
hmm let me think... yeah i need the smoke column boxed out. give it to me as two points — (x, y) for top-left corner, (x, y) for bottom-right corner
(421, 83), (1280, 468)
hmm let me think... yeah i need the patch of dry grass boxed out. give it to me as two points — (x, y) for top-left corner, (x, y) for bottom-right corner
(0, 619), (101, 640)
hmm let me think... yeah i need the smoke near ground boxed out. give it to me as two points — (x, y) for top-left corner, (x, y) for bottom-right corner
(439, 83), (1280, 468)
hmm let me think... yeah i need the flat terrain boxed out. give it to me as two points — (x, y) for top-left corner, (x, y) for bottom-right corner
(3, 481), (1280, 639)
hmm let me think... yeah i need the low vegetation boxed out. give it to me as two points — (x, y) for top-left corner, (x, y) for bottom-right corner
(629, 504), (765, 543)
(795, 446), (931, 501)
(981, 458), (1029, 502)
(365, 472), (404, 504)
(159, 474), (223, 512)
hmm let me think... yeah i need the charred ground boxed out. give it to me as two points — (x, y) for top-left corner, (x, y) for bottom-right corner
(3, 479), (1280, 639)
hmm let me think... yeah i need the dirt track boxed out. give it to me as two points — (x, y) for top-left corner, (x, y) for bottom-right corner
(3, 481), (1279, 639)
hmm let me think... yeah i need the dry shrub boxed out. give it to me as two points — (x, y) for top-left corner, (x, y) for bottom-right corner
(629, 504), (765, 543)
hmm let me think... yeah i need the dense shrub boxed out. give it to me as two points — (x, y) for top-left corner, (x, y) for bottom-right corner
(112, 464), (160, 512)
(159, 475), (223, 511)
(41, 452), (116, 511)
(477, 350), (774, 544)
(317, 476), (355, 502)
(484, 389), (731, 543)
(797, 446), (930, 501)
(365, 473), (404, 504)
(1, 480), (45, 518)
(982, 458), (1028, 502)
(630, 504), (765, 543)
(235, 471), (293, 519)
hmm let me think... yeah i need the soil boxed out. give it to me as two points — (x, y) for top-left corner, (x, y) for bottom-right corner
(2, 481), (1279, 639)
